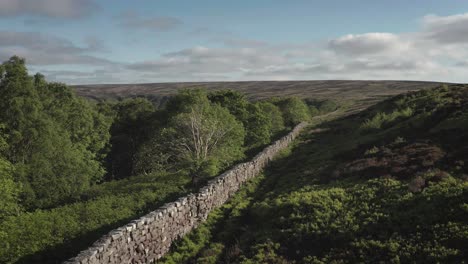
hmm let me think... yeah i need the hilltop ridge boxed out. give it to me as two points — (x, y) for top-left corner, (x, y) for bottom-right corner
(73, 80), (445, 109)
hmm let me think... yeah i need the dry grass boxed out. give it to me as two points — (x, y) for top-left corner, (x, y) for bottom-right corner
(72, 80), (446, 109)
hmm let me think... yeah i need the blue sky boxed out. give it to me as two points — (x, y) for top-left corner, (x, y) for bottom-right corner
(1, 0), (468, 84)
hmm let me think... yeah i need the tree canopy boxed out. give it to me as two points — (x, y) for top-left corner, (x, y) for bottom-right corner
(0, 56), (111, 209)
(135, 89), (245, 184)
(0, 56), (320, 263)
(275, 97), (311, 127)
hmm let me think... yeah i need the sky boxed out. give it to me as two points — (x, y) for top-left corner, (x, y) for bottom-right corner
(1, 0), (468, 84)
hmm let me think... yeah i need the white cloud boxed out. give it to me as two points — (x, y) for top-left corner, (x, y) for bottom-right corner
(4, 12), (468, 84)
(116, 11), (182, 32)
(124, 32), (448, 82)
(0, 0), (98, 19)
(127, 46), (288, 76)
(0, 31), (114, 65)
(328, 33), (408, 55)
(423, 13), (468, 44)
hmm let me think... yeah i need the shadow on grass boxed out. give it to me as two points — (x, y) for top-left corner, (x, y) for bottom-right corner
(16, 190), (189, 264)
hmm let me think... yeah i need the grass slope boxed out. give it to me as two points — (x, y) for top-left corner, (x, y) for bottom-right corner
(161, 84), (468, 263)
(73, 80), (444, 110)
(0, 172), (190, 264)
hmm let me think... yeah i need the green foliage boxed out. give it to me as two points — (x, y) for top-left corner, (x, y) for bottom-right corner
(244, 104), (272, 149)
(208, 89), (250, 122)
(364, 146), (380, 156)
(162, 92), (245, 181)
(166, 89), (213, 114)
(161, 209), (224, 264)
(431, 112), (468, 132)
(208, 90), (273, 149)
(113, 98), (155, 125)
(361, 107), (413, 131)
(0, 56), (42, 163)
(0, 57), (322, 263)
(104, 98), (157, 179)
(317, 100), (338, 113)
(39, 82), (111, 156)
(10, 55), (463, 264)
(240, 241), (289, 264)
(161, 174), (265, 264)
(164, 85), (468, 263)
(306, 99), (338, 116)
(275, 97), (311, 126)
(0, 157), (21, 220)
(0, 172), (189, 264)
(133, 133), (172, 175)
(0, 126), (21, 220)
(393, 136), (406, 144)
(257, 101), (285, 137)
(0, 57), (111, 209)
(134, 89), (287, 183)
(133, 90), (302, 179)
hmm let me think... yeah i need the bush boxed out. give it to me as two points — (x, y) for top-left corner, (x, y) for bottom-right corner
(0, 172), (189, 264)
(0, 57), (111, 209)
(408, 176), (426, 192)
(244, 104), (272, 149)
(257, 101), (285, 136)
(275, 97), (310, 126)
(337, 142), (446, 180)
(317, 100), (338, 113)
(0, 157), (21, 219)
(361, 107), (413, 131)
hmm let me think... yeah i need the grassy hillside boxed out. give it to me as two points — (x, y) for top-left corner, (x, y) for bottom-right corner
(161, 84), (468, 263)
(73, 80), (444, 110)
(0, 172), (190, 263)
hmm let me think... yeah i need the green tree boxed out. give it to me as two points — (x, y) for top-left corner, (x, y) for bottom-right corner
(133, 132), (173, 175)
(0, 56), (42, 164)
(40, 82), (111, 158)
(0, 158), (19, 218)
(317, 99), (337, 113)
(208, 90), (250, 122)
(257, 101), (285, 136)
(0, 125), (21, 219)
(165, 102), (245, 183)
(0, 56), (111, 209)
(166, 89), (212, 114)
(208, 90), (273, 148)
(276, 97), (310, 126)
(244, 103), (271, 149)
(104, 98), (157, 179)
(139, 90), (245, 184)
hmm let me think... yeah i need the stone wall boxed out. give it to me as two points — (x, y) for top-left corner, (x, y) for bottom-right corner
(66, 122), (308, 264)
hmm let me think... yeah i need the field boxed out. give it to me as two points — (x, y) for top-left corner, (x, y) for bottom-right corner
(73, 80), (444, 110)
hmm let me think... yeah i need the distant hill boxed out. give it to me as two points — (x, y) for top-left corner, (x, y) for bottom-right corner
(72, 80), (445, 109)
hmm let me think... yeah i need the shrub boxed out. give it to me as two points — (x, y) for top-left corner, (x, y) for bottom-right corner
(0, 158), (21, 219)
(337, 142), (446, 180)
(364, 146), (380, 156)
(244, 104), (272, 149)
(276, 97), (310, 126)
(0, 172), (189, 263)
(257, 101), (285, 136)
(361, 107), (413, 131)
(408, 176), (426, 192)
(317, 100), (338, 113)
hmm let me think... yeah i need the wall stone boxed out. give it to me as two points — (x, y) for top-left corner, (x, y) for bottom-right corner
(65, 122), (308, 264)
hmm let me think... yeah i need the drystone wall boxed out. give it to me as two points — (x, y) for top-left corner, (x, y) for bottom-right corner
(66, 122), (308, 264)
